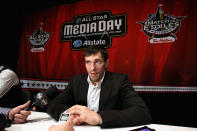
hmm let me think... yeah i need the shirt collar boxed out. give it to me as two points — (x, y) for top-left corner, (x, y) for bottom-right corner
(87, 71), (105, 87)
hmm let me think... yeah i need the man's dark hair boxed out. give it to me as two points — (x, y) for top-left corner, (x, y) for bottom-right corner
(83, 46), (108, 62)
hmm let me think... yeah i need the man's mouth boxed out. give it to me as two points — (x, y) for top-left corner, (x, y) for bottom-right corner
(90, 72), (97, 76)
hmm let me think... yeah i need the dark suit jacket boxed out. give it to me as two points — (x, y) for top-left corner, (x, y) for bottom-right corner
(47, 71), (151, 128)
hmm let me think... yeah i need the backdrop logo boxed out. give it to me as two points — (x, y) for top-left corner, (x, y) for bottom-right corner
(60, 11), (127, 50)
(29, 23), (50, 52)
(137, 5), (186, 44)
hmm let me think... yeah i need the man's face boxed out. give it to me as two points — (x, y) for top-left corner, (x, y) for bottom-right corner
(84, 52), (108, 84)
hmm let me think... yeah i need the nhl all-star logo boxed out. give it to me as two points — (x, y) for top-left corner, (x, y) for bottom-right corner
(29, 23), (50, 52)
(60, 11), (127, 50)
(137, 5), (186, 43)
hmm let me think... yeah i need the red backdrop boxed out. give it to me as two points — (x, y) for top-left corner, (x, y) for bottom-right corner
(17, 0), (197, 87)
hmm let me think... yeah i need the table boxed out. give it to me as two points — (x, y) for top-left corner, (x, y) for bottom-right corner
(5, 111), (197, 131)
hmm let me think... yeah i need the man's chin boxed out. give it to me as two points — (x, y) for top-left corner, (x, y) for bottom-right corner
(90, 77), (99, 82)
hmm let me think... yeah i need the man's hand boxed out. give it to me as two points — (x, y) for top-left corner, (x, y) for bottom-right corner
(8, 100), (31, 123)
(66, 105), (102, 126)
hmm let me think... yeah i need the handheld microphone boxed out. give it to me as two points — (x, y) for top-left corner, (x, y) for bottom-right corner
(0, 86), (12, 98)
(0, 67), (19, 98)
(25, 86), (58, 111)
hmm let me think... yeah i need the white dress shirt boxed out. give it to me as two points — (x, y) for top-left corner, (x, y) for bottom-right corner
(87, 72), (105, 112)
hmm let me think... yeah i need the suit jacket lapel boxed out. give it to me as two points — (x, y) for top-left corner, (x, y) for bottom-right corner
(81, 74), (89, 106)
(99, 71), (112, 111)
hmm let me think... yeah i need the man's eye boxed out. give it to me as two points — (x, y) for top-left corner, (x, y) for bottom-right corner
(95, 60), (103, 64)
(86, 61), (90, 64)
(95, 61), (100, 64)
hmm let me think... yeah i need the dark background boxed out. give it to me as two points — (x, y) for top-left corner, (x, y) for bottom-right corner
(0, 0), (196, 128)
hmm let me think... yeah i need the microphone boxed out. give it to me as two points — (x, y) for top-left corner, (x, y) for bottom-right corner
(0, 86), (12, 98)
(25, 86), (58, 111)
(0, 67), (19, 98)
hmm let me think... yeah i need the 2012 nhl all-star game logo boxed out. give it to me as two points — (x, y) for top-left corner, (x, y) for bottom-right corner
(60, 11), (127, 50)
(137, 5), (186, 44)
(29, 23), (50, 52)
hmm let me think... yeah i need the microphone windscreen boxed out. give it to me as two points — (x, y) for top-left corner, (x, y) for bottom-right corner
(45, 86), (57, 99)
(0, 69), (19, 98)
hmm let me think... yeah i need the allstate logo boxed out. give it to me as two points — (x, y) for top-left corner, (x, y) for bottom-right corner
(73, 40), (82, 48)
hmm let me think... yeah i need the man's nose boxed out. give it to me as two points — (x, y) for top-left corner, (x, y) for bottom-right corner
(90, 62), (96, 70)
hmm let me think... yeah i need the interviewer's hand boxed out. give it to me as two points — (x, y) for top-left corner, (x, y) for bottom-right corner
(8, 100), (31, 123)
(67, 105), (102, 126)
(49, 116), (74, 131)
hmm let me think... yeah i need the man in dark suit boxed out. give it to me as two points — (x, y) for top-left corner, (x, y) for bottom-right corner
(47, 46), (151, 128)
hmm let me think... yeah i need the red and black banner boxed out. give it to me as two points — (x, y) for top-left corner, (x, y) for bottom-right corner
(17, 0), (197, 92)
